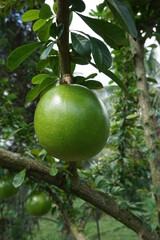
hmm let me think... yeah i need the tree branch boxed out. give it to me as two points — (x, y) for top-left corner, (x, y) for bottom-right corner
(0, 148), (159, 240)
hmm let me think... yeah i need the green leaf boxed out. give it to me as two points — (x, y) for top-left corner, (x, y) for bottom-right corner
(90, 37), (112, 71)
(50, 23), (64, 39)
(49, 168), (58, 176)
(71, 51), (89, 65)
(83, 80), (103, 89)
(126, 114), (139, 120)
(13, 169), (26, 188)
(95, 175), (104, 187)
(71, 33), (91, 58)
(40, 42), (54, 60)
(78, 14), (127, 49)
(86, 73), (97, 80)
(49, 56), (60, 77)
(106, 0), (137, 38)
(39, 4), (53, 19)
(147, 77), (157, 83)
(25, 85), (40, 104)
(69, 0), (85, 12)
(25, 78), (56, 103)
(22, 10), (40, 22)
(103, 69), (128, 94)
(32, 74), (54, 84)
(50, 23), (57, 38)
(74, 76), (85, 84)
(37, 59), (50, 72)
(7, 42), (43, 71)
(30, 149), (42, 157)
(33, 19), (47, 31)
(38, 19), (53, 42)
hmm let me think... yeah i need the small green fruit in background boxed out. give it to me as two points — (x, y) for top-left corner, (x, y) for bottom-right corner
(25, 191), (51, 216)
(0, 176), (19, 198)
(34, 84), (110, 161)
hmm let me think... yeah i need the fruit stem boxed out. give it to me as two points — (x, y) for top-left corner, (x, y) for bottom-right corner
(57, 0), (73, 84)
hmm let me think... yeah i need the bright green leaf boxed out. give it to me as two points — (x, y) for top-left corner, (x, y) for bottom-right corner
(25, 78), (56, 103)
(106, 0), (137, 38)
(126, 114), (139, 120)
(22, 10), (40, 22)
(49, 168), (58, 176)
(32, 74), (53, 84)
(78, 14), (127, 49)
(90, 37), (112, 71)
(40, 42), (54, 60)
(38, 19), (53, 42)
(30, 149), (42, 157)
(13, 169), (26, 188)
(25, 85), (40, 104)
(71, 33), (91, 58)
(33, 19), (47, 31)
(39, 3), (53, 19)
(7, 42), (43, 71)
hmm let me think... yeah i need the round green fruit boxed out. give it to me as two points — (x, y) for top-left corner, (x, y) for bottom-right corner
(0, 176), (19, 198)
(34, 84), (110, 161)
(25, 191), (51, 216)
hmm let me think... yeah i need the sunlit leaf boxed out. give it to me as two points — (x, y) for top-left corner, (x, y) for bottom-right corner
(38, 19), (52, 42)
(33, 19), (47, 31)
(126, 114), (139, 120)
(49, 168), (58, 176)
(22, 10), (40, 22)
(32, 74), (55, 84)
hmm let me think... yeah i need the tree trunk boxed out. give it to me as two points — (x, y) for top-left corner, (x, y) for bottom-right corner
(129, 36), (160, 221)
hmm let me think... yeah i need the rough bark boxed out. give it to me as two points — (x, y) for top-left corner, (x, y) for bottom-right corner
(129, 36), (160, 217)
(0, 148), (159, 240)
